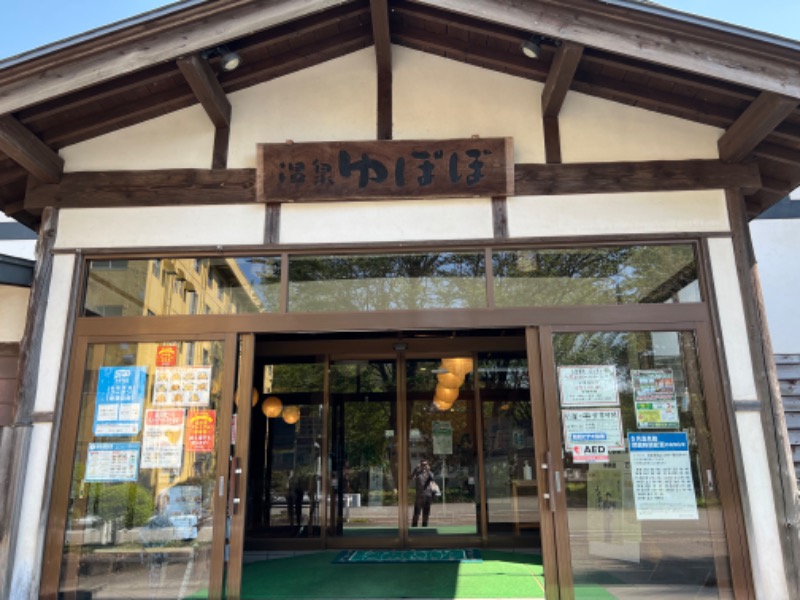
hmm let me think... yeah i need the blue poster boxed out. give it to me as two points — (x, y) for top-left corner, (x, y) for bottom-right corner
(85, 442), (140, 482)
(93, 366), (147, 436)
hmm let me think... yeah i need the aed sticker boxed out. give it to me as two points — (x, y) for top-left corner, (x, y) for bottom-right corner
(572, 443), (610, 463)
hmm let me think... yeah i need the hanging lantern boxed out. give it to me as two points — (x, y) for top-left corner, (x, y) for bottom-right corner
(437, 370), (464, 388)
(262, 395), (283, 418)
(442, 357), (473, 376)
(251, 387), (259, 407)
(434, 384), (458, 404)
(282, 405), (301, 425)
(433, 397), (454, 411)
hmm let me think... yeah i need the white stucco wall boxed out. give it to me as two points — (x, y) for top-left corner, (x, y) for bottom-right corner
(0, 285), (29, 342)
(750, 216), (800, 354)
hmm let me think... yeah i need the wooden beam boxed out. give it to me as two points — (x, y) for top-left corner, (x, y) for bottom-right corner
(22, 159), (762, 210)
(412, 0), (800, 99)
(719, 92), (799, 163)
(24, 169), (256, 209)
(0, 116), (63, 184)
(0, 0), (349, 115)
(514, 160), (761, 196)
(755, 142), (800, 166)
(176, 54), (231, 128)
(370, 0), (392, 140)
(541, 41), (583, 118)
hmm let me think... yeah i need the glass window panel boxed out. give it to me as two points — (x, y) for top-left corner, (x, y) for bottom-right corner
(407, 358), (478, 537)
(551, 331), (731, 598)
(58, 340), (225, 599)
(288, 252), (486, 312)
(328, 360), (399, 538)
(83, 257), (281, 317)
(493, 245), (700, 307)
(479, 353), (540, 545)
(248, 361), (324, 541)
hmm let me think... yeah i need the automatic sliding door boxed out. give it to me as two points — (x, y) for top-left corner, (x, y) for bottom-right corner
(328, 360), (399, 542)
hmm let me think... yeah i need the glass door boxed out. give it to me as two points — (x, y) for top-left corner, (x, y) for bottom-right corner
(537, 326), (741, 600)
(43, 334), (237, 600)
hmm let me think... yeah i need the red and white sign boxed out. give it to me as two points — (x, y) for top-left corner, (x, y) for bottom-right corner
(572, 443), (609, 463)
(186, 410), (216, 453)
(156, 345), (178, 367)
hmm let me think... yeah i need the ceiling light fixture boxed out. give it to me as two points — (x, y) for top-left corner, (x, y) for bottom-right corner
(521, 35), (543, 60)
(202, 45), (242, 72)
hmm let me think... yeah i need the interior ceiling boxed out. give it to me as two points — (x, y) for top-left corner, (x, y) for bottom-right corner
(1, 0), (799, 231)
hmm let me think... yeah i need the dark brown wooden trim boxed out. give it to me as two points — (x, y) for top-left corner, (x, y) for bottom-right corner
(0, 116), (63, 184)
(176, 54), (232, 128)
(212, 127), (230, 170)
(24, 169), (256, 209)
(725, 189), (800, 598)
(491, 196), (508, 238)
(265, 203), (281, 244)
(412, 0), (800, 99)
(370, 0), (392, 140)
(542, 117), (561, 165)
(541, 41), (583, 118)
(23, 159), (760, 211)
(718, 92), (799, 163)
(515, 160), (761, 195)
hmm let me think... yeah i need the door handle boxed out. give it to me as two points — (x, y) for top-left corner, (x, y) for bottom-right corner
(542, 451), (556, 513)
(228, 457), (241, 515)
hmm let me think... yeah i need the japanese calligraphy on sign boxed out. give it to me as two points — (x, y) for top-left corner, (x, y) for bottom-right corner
(558, 365), (619, 407)
(256, 138), (514, 202)
(563, 408), (625, 451)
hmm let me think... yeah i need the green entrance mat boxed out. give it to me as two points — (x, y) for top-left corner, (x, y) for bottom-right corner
(229, 550), (548, 599)
(335, 549), (483, 563)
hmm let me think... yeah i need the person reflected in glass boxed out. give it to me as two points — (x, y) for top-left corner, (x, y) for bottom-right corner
(411, 459), (435, 527)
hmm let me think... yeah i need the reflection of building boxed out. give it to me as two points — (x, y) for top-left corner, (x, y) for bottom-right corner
(85, 258), (264, 317)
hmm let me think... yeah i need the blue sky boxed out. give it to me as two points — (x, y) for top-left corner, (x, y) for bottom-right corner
(0, 0), (798, 61)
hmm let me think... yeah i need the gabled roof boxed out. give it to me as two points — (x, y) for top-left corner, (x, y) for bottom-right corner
(1, 0), (799, 229)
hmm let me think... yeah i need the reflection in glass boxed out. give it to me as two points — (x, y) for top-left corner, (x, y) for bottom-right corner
(406, 359), (478, 537)
(328, 361), (398, 538)
(84, 257), (281, 317)
(552, 331), (731, 599)
(59, 340), (224, 599)
(479, 353), (540, 545)
(493, 245), (700, 306)
(247, 361), (324, 541)
(288, 252), (486, 312)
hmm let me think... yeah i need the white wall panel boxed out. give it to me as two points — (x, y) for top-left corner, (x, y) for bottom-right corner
(228, 49), (376, 168)
(60, 105), (214, 171)
(507, 190), (729, 237)
(393, 47), (545, 164)
(735, 411), (791, 600)
(560, 92), (722, 162)
(281, 198), (493, 244)
(0, 286), (30, 342)
(55, 205), (266, 249)
(34, 254), (75, 413)
(707, 237), (758, 401)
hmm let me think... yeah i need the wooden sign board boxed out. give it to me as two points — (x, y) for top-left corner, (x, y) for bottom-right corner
(256, 138), (513, 202)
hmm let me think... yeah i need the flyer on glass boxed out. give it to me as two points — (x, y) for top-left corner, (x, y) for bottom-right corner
(631, 369), (679, 429)
(92, 366), (147, 436)
(85, 442), (140, 482)
(141, 409), (185, 469)
(628, 432), (698, 520)
(562, 408), (624, 451)
(153, 366), (212, 407)
(186, 410), (216, 453)
(558, 365), (619, 407)
(432, 420), (453, 455)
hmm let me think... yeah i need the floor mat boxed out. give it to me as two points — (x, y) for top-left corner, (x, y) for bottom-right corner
(334, 549), (483, 563)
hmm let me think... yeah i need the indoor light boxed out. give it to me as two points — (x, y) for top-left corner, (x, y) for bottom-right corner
(433, 397), (454, 411)
(437, 371), (464, 388)
(282, 405), (301, 425)
(262, 395), (283, 418)
(434, 384), (459, 404)
(441, 357), (473, 377)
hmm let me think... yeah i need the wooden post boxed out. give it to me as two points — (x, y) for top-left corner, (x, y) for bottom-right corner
(726, 189), (800, 599)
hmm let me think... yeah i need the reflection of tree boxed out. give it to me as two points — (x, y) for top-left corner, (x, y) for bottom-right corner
(493, 245), (696, 305)
(289, 253), (485, 311)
